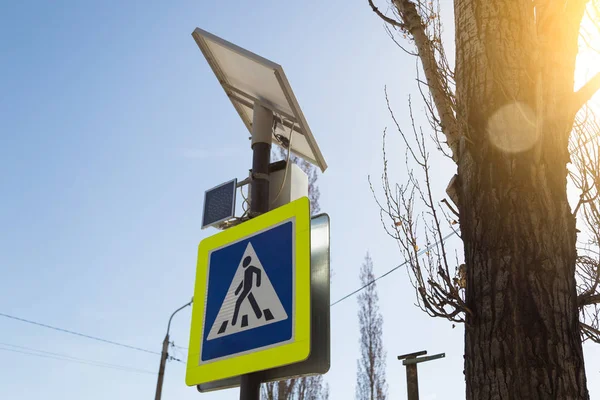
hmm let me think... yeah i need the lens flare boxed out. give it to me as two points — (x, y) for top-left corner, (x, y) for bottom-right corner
(487, 101), (539, 153)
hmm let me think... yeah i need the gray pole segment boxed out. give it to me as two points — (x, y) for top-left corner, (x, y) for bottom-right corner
(154, 299), (193, 400)
(239, 103), (273, 400)
(406, 364), (419, 400)
(240, 372), (262, 400)
(398, 350), (445, 400)
(154, 334), (170, 400)
(249, 103), (273, 216)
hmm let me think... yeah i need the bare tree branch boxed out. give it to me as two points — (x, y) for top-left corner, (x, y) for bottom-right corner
(389, 0), (460, 161)
(579, 293), (600, 306)
(581, 321), (600, 344)
(384, 23), (417, 56)
(569, 104), (600, 343)
(370, 90), (469, 323)
(368, 0), (405, 28)
(574, 71), (600, 112)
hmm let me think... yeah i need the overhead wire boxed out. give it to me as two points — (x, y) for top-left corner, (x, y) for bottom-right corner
(0, 312), (160, 355)
(0, 342), (156, 375)
(330, 231), (457, 306)
(168, 341), (188, 365)
(168, 354), (185, 363)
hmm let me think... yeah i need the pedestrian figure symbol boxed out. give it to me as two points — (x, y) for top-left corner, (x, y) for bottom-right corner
(232, 255), (270, 327)
(207, 242), (288, 340)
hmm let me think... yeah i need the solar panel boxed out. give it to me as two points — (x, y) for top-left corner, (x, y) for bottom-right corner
(202, 179), (237, 229)
(192, 28), (327, 172)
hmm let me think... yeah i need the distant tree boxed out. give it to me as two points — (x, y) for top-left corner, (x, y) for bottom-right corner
(261, 146), (328, 400)
(262, 376), (329, 400)
(356, 253), (387, 400)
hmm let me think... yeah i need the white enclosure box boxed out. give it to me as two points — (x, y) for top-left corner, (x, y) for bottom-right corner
(269, 163), (308, 211)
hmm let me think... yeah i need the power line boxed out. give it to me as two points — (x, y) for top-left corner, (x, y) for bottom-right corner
(169, 343), (187, 364)
(0, 343), (156, 375)
(168, 355), (185, 363)
(330, 231), (457, 307)
(1, 342), (156, 374)
(0, 312), (160, 355)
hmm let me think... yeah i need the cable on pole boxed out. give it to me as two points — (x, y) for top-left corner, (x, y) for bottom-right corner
(330, 231), (457, 307)
(0, 312), (160, 355)
(0, 342), (156, 375)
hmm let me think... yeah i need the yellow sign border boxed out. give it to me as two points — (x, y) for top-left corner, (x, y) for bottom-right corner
(186, 197), (311, 386)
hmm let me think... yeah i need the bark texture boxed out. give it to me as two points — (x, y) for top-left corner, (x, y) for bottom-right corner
(454, 0), (589, 398)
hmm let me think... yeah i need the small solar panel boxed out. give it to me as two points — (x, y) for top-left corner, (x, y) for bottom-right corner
(202, 179), (237, 229)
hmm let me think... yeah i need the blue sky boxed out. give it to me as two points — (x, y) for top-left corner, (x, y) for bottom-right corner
(1, 1), (599, 399)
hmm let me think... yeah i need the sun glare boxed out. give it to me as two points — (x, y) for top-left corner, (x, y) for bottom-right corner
(487, 102), (539, 153)
(488, 5), (599, 154)
(575, 2), (600, 104)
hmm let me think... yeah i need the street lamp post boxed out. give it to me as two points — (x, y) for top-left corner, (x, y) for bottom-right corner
(154, 298), (193, 400)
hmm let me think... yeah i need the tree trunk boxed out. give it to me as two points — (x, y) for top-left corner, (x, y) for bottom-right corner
(454, 0), (589, 398)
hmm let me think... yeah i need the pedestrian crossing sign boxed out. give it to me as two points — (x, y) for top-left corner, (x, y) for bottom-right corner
(185, 197), (311, 386)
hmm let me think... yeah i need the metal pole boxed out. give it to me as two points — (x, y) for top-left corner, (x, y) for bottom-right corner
(239, 102), (273, 400)
(240, 372), (262, 400)
(249, 103), (273, 217)
(406, 363), (419, 400)
(154, 299), (193, 400)
(398, 350), (445, 400)
(154, 334), (170, 400)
